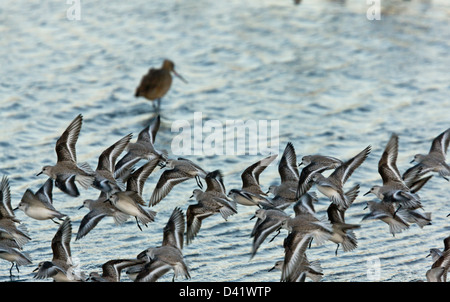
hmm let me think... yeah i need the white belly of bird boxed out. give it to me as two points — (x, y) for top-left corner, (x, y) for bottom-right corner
(25, 207), (57, 220)
(114, 197), (141, 217)
(329, 231), (344, 244)
(316, 185), (338, 199)
(0, 253), (20, 263)
(233, 193), (258, 206)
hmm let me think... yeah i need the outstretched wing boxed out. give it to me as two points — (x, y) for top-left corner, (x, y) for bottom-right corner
(55, 114), (83, 163)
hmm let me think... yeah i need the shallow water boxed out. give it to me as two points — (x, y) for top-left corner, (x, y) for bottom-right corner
(0, 0), (449, 282)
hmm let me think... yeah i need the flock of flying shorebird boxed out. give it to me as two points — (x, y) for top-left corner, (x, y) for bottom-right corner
(0, 109), (449, 282)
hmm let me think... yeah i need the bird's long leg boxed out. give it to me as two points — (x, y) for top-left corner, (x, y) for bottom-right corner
(393, 204), (402, 218)
(195, 176), (203, 189)
(9, 263), (19, 277)
(9, 263), (14, 277)
(135, 217), (143, 231)
(335, 244), (340, 256)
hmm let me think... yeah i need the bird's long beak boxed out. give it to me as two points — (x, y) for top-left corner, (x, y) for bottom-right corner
(78, 205), (84, 210)
(268, 266), (276, 272)
(173, 70), (188, 84)
(250, 215), (256, 220)
(410, 159), (415, 163)
(363, 191), (371, 196)
(426, 253), (431, 258)
(13, 206), (18, 211)
(298, 162), (303, 167)
(33, 267), (39, 272)
(36, 171), (43, 176)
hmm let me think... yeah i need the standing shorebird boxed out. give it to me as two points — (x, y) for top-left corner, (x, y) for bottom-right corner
(36, 114), (95, 197)
(135, 59), (187, 111)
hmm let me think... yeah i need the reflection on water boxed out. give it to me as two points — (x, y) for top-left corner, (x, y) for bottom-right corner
(0, 0), (449, 282)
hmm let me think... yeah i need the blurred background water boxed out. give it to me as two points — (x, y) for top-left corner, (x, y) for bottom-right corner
(0, 0), (449, 282)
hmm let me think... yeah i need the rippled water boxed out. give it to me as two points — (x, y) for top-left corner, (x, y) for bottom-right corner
(0, 0), (449, 282)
